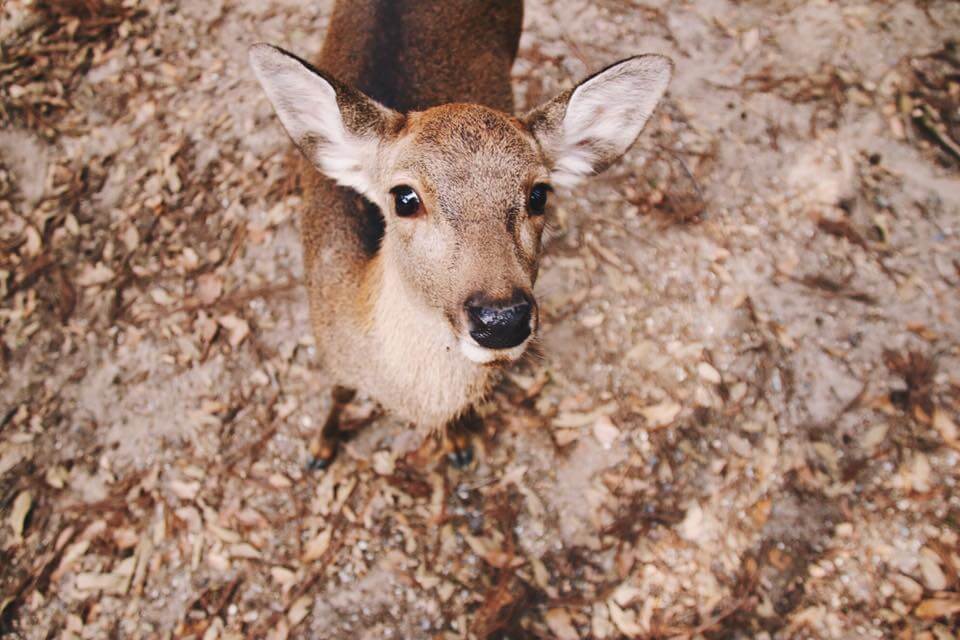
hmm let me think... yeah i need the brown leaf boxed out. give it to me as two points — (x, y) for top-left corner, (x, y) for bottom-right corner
(302, 528), (331, 562)
(545, 608), (579, 640)
(196, 273), (223, 305)
(217, 314), (250, 348)
(75, 263), (115, 287)
(914, 598), (960, 620)
(637, 401), (682, 428)
(9, 491), (32, 541)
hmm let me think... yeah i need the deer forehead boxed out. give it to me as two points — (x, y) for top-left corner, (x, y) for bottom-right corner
(389, 105), (544, 200)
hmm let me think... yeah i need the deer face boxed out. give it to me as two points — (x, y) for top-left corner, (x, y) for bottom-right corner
(249, 45), (671, 364)
(379, 104), (547, 362)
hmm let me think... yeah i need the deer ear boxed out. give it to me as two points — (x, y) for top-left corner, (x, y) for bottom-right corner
(524, 55), (672, 188)
(249, 43), (401, 197)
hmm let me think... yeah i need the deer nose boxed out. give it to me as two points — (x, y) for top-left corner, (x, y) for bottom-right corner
(465, 291), (534, 350)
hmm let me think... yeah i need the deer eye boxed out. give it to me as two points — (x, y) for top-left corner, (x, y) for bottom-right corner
(390, 185), (421, 217)
(528, 183), (550, 215)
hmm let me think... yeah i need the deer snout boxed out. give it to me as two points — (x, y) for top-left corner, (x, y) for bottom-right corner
(464, 291), (536, 350)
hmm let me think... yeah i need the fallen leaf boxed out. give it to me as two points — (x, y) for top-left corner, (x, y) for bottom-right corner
(678, 501), (704, 542)
(915, 598), (960, 620)
(372, 450), (395, 476)
(860, 423), (888, 450)
(75, 571), (129, 594)
(149, 287), (176, 306)
(592, 415), (620, 450)
(592, 602), (615, 639)
(218, 314), (250, 348)
(75, 263), (114, 287)
(302, 529), (331, 562)
(169, 479), (200, 501)
(919, 550), (947, 591)
(545, 608), (579, 640)
(607, 601), (644, 637)
(553, 428), (581, 446)
(9, 491), (32, 541)
(196, 273), (223, 305)
(288, 596), (311, 626)
(749, 497), (772, 527)
(270, 566), (297, 590)
(697, 362), (722, 384)
(637, 401), (682, 428)
(933, 408), (958, 444)
(891, 574), (923, 603)
(229, 543), (261, 560)
(553, 402), (617, 429)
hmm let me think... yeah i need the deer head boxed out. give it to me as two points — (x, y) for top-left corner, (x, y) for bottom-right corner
(250, 44), (671, 365)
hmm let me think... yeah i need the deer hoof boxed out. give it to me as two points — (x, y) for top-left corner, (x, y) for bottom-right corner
(447, 444), (474, 469)
(307, 455), (335, 471)
(307, 441), (338, 471)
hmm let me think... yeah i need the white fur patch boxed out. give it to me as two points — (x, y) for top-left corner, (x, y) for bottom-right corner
(458, 336), (530, 364)
(249, 44), (383, 197)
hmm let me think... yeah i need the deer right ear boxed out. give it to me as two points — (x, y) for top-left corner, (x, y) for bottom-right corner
(249, 43), (400, 197)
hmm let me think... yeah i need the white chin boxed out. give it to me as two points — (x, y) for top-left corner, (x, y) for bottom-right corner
(459, 337), (530, 364)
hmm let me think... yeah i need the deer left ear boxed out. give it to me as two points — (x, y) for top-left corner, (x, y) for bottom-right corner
(524, 55), (673, 188)
(249, 43), (401, 198)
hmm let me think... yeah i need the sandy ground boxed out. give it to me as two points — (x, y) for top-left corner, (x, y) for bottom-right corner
(2, 0), (960, 638)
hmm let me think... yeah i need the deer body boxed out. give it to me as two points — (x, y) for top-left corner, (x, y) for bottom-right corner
(251, 0), (672, 464)
(298, 1), (523, 430)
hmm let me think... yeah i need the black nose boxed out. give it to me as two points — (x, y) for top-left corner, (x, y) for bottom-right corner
(465, 291), (534, 350)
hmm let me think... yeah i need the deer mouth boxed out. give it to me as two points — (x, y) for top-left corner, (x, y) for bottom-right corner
(458, 335), (533, 365)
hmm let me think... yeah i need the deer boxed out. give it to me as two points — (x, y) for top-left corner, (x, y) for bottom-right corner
(249, 0), (672, 469)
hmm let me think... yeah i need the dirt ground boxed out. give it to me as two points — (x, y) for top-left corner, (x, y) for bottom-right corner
(2, 0), (960, 638)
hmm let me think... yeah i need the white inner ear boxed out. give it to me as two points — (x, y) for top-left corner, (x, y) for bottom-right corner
(249, 44), (379, 196)
(552, 56), (672, 188)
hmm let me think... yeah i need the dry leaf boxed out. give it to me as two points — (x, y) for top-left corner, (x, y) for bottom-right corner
(372, 450), (395, 476)
(915, 598), (960, 620)
(169, 479), (200, 501)
(591, 603), (615, 639)
(637, 401), (682, 428)
(196, 273), (223, 305)
(302, 529), (331, 562)
(553, 402), (617, 428)
(75, 571), (129, 595)
(288, 596), (311, 626)
(75, 263), (115, 287)
(607, 601), (644, 637)
(592, 415), (620, 450)
(545, 608), (579, 640)
(149, 287), (175, 306)
(860, 423), (888, 450)
(919, 550), (947, 591)
(229, 543), (261, 560)
(9, 491), (32, 541)
(697, 362), (722, 384)
(553, 428), (581, 446)
(749, 497), (772, 527)
(23, 226), (41, 256)
(270, 566), (297, 590)
(678, 501), (704, 542)
(909, 453), (932, 493)
(933, 408), (958, 444)
(218, 314), (250, 347)
(891, 574), (923, 603)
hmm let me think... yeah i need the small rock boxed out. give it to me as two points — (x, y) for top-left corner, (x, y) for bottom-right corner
(372, 450), (395, 476)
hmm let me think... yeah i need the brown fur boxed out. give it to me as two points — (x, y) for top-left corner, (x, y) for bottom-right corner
(250, 0), (672, 435)
(294, 1), (531, 431)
